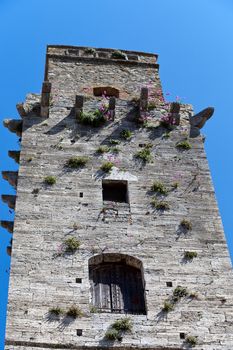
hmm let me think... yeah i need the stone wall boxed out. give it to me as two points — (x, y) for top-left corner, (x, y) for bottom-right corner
(4, 46), (233, 350)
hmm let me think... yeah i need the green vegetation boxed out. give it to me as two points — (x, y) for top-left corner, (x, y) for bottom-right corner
(152, 200), (170, 210)
(105, 317), (132, 341)
(147, 101), (156, 110)
(44, 176), (56, 185)
(184, 251), (198, 260)
(66, 156), (88, 168)
(162, 132), (170, 139)
(64, 237), (80, 253)
(185, 335), (198, 347)
(79, 110), (106, 127)
(111, 147), (120, 154)
(100, 161), (114, 172)
(162, 301), (174, 313)
(111, 50), (127, 60)
(84, 48), (96, 55)
(151, 181), (167, 195)
(120, 129), (132, 140)
(49, 307), (63, 316)
(136, 147), (152, 163)
(176, 140), (192, 150)
(180, 219), (192, 231)
(109, 138), (120, 145)
(105, 328), (122, 341)
(96, 145), (110, 154)
(112, 317), (132, 332)
(66, 306), (83, 318)
(173, 286), (188, 301)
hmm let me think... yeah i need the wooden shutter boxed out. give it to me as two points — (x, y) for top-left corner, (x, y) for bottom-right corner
(90, 263), (146, 314)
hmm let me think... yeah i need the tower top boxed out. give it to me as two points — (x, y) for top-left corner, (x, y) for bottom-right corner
(44, 45), (159, 80)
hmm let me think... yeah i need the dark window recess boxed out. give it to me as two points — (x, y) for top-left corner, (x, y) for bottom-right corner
(180, 333), (186, 339)
(76, 329), (82, 336)
(79, 192), (83, 198)
(76, 278), (82, 283)
(93, 86), (119, 98)
(102, 180), (128, 203)
(166, 282), (173, 287)
(89, 263), (146, 315)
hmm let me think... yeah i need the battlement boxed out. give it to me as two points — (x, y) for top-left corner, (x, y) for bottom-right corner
(47, 45), (158, 64)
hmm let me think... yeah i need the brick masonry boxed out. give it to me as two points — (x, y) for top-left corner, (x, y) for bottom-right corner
(3, 46), (233, 350)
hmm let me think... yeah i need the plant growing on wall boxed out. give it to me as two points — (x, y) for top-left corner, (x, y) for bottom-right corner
(184, 251), (197, 261)
(111, 50), (127, 60)
(151, 181), (167, 195)
(44, 176), (56, 185)
(96, 145), (110, 154)
(109, 138), (120, 145)
(105, 317), (132, 341)
(161, 286), (188, 313)
(136, 147), (153, 163)
(66, 306), (83, 318)
(49, 307), (63, 316)
(176, 140), (192, 150)
(84, 48), (96, 55)
(79, 95), (111, 127)
(172, 286), (188, 301)
(180, 219), (192, 231)
(185, 335), (198, 347)
(100, 161), (114, 173)
(120, 129), (132, 140)
(151, 200), (170, 211)
(162, 301), (174, 313)
(64, 237), (80, 253)
(66, 156), (88, 168)
(160, 113), (177, 129)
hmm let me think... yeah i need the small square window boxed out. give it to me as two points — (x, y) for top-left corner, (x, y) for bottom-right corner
(166, 282), (173, 287)
(180, 333), (185, 339)
(77, 329), (82, 336)
(102, 180), (128, 203)
(79, 192), (83, 198)
(76, 278), (82, 283)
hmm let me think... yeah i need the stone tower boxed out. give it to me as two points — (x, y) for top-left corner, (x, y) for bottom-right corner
(2, 45), (233, 350)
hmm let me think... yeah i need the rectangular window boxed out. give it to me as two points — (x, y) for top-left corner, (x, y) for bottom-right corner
(102, 180), (128, 203)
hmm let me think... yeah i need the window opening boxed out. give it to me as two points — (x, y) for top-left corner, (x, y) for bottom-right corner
(89, 254), (146, 315)
(76, 329), (82, 336)
(93, 86), (119, 98)
(102, 180), (128, 203)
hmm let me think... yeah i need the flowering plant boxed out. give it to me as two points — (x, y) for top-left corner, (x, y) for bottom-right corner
(79, 93), (111, 127)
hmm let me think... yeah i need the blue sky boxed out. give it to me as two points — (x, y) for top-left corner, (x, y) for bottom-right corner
(0, 0), (233, 347)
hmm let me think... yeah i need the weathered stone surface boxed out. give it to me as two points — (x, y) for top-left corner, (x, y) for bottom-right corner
(4, 46), (233, 350)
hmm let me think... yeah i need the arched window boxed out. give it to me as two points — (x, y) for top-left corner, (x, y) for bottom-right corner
(93, 86), (119, 98)
(89, 254), (146, 314)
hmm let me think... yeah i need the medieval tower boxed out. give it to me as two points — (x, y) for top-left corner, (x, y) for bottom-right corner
(2, 45), (233, 349)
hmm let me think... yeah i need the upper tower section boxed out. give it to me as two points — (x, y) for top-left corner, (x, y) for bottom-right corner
(45, 45), (161, 103)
